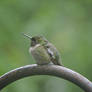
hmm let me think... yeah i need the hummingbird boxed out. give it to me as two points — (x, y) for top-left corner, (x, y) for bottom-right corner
(23, 34), (62, 66)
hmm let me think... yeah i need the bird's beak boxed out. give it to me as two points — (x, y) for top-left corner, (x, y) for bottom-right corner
(22, 33), (32, 39)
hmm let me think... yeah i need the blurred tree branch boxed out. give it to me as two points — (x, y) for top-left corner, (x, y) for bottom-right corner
(0, 64), (92, 92)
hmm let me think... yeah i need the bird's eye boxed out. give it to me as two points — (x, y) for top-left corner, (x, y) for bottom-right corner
(31, 38), (36, 41)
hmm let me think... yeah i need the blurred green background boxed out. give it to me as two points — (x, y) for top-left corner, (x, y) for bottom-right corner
(0, 0), (92, 92)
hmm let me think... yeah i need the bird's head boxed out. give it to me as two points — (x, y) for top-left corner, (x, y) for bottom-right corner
(23, 34), (48, 46)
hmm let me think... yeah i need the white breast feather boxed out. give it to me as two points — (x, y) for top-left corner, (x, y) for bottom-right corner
(29, 44), (40, 53)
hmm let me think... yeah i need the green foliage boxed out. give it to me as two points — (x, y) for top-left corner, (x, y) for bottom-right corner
(0, 0), (92, 92)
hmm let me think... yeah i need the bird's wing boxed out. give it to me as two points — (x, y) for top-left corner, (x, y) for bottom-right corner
(44, 43), (62, 66)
